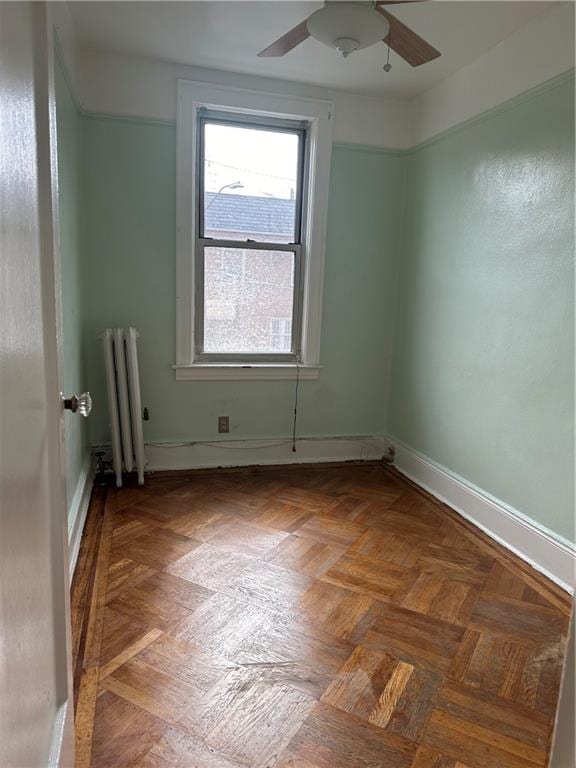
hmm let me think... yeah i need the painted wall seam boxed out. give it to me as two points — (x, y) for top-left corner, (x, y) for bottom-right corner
(76, 68), (575, 155)
(410, 67), (575, 153)
(53, 36), (83, 114)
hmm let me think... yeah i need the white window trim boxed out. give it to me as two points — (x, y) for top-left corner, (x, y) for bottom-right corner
(174, 79), (333, 381)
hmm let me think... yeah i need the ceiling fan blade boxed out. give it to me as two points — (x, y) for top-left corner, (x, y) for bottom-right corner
(258, 20), (310, 57)
(377, 6), (441, 66)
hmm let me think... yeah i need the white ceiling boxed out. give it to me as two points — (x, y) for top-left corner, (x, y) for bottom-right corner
(69, 1), (557, 98)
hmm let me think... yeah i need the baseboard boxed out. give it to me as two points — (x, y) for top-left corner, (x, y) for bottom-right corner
(92, 435), (391, 473)
(48, 700), (73, 767)
(68, 455), (95, 577)
(392, 440), (575, 594)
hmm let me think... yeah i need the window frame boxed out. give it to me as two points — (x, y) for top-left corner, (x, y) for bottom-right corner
(195, 109), (307, 364)
(175, 79), (333, 381)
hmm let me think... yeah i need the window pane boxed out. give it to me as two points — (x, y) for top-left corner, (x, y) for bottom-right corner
(203, 122), (300, 243)
(270, 318), (292, 352)
(203, 247), (295, 354)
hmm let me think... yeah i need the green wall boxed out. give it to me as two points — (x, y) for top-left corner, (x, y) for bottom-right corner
(81, 118), (405, 445)
(388, 74), (575, 543)
(55, 54), (89, 524)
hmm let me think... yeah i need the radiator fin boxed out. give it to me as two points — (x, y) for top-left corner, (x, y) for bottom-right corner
(102, 327), (146, 487)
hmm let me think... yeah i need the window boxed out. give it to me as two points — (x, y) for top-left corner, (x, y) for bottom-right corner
(175, 80), (333, 380)
(197, 112), (306, 361)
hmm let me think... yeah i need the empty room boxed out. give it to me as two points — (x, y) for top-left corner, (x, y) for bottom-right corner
(1, 1), (575, 766)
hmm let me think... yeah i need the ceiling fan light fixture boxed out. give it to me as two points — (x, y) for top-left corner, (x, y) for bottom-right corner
(306, 2), (390, 56)
(333, 37), (359, 58)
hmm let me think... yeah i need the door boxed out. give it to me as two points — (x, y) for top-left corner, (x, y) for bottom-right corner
(0, 3), (74, 766)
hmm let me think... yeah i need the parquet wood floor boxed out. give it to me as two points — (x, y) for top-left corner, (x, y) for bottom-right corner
(72, 463), (572, 768)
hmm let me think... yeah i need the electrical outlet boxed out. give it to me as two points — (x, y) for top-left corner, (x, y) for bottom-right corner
(218, 416), (229, 434)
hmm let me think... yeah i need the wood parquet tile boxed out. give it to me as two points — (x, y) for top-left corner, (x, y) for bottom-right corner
(421, 681), (552, 768)
(297, 580), (377, 641)
(410, 745), (473, 767)
(449, 627), (565, 713)
(144, 724), (245, 767)
(165, 541), (254, 590)
(418, 543), (493, 584)
(71, 463), (572, 768)
(106, 583), (197, 631)
(348, 528), (424, 567)
(232, 615), (353, 698)
(225, 559), (314, 612)
(248, 500), (314, 533)
(206, 519), (290, 556)
(168, 592), (272, 658)
(90, 690), (167, 768)
(286, 701), (417, 768)
(400, 573), (481, 626)
(321, 644), (440, 740)
(105, 557), (157, 602)
(265, 535), (346, 578)
(140, 634), (234, 692)
(292, 513), (367, 547)
(182, 667), (317, 766)
(101, 654), (205, 724)
(363, 602), (466, 672)
(470, 593), (569, 643)
(112, 527), (200, 570)
(321, 551), (412, 601)
(99, 607), (155, 667)
(161, 507), (232, 540)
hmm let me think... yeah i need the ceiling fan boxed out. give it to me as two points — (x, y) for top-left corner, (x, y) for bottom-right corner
(258, 1), (440, 67)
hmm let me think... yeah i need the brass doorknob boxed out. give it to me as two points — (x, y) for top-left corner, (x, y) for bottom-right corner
(63, 392), (92, 417)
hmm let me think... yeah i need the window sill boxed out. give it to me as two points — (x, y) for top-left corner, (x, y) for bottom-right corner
(173, 364), (321, 381)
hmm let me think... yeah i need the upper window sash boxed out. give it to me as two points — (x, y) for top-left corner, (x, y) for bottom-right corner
(197, 111), (309, 248)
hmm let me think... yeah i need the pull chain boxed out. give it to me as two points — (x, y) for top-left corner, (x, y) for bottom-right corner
(383, 28), (392, 72)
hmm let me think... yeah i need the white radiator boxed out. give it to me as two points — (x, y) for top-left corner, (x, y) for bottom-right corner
(102, 328), (146, 487)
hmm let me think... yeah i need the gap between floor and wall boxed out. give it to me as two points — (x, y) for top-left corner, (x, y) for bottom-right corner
(68, 456), (95, 577)
(391, 441), (575, 596)
(77, 434), (575, 596)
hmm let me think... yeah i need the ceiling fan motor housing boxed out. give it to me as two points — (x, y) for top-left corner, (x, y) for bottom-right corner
(306, 2), (390, 56)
